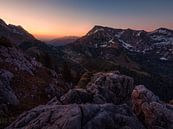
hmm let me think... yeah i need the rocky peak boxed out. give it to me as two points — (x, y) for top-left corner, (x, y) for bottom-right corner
(59, 71), (134, 105)
(87, 71), (134, 104)
(86, 25), (106, 36)
(155, 28), (173, 35)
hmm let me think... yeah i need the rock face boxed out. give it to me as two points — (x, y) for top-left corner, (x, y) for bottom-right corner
(60, 71), (134, 105)
(132, 85), (173, 129)
(6, 103), (145, 129)
(87, 71), (134, 104)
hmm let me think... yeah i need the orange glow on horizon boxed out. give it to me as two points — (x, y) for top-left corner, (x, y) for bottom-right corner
(0, 0), (173, 41)
(1, 6), (173, 41)
(1, 14), (173, 41)
(0, 15), (90, 40)
(0, 3), (92, 40)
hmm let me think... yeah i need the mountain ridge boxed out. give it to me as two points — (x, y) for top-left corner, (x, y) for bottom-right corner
(88, 25), (173, 34)
(0, 19), (36, 45)
(73, 25), (173, 61)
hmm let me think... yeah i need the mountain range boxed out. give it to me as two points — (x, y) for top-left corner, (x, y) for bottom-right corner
(75, 25), (173, 61)
(0, 18), (173, 129)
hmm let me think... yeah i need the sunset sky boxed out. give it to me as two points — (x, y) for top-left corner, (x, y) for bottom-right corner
(0, 0), (173, 40)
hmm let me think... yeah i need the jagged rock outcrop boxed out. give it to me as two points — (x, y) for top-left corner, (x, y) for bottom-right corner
(6, 102), (145, 129)
(87, 71), (134, 104)
(132, 85), (173, 129)
(60, 71), (134, 105)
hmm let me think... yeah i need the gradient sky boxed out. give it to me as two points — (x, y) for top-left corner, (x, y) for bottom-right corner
(0, 0), (173, 40)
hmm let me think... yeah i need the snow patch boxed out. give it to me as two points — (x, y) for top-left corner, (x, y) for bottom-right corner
(87, 28), (104, 36)
(160, 57), (168, 61)
(109, 39), (115, 44)
(151, 35), (173, 45)
(100, 44), (107, 48)
(93, 28), (104, 34)
(115, 31), (124, 38)
(119, 39), (133, 50)
(137, 31), (142, 36)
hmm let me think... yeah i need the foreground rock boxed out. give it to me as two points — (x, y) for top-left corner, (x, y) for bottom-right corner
(87, 71), (134, 104)
(6, 103), (145, 129)
(61, 71), (134, 105)
(132, 85), (173, 129)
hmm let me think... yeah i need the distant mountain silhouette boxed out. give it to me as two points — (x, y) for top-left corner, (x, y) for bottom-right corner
(47, 36), (79, 46)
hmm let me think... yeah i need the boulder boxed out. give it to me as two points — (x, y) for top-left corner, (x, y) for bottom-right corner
(86, 71), (134, 104)
(132, 85), (173, 129)
(60, 71), (134, 105)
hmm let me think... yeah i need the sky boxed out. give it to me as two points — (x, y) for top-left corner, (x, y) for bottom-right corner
(0, 0), (173, 40)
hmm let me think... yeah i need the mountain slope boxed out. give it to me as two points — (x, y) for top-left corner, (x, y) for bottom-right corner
(0, 19), (36, 45)
(68, 26), (173, 74)
(75, 25), (173, 57)
(0, 37), (69, 127)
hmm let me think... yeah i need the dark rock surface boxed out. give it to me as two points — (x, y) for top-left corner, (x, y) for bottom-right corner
(132, 85), (173, 129)
(60, 89), (93, 104)
(6, 103), (145, 129)
(60, 71), (134, 105)
(87, 71), (134, 104)
(4, 71), (173, 129)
